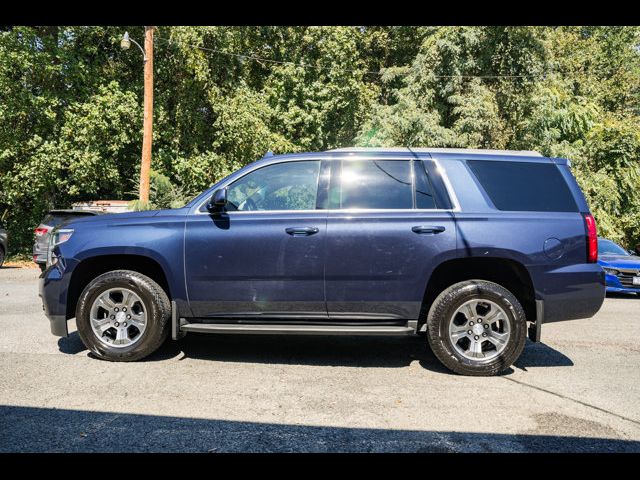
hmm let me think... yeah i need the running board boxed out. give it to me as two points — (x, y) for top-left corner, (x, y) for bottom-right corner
(178, 322), (415, 336)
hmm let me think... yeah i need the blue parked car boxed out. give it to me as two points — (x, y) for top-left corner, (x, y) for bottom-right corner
(598, 238), (640, 295)
(39, 148), (605, 376)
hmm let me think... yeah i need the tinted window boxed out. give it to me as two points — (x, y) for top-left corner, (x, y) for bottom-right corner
(414, 160), (437, 209)
(227, 161), (321, 211)
(467, 160), (578, 212)
(336, 160), (413, 210)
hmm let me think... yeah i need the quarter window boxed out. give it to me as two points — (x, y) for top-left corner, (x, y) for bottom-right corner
(227, 161), (321, 211)
(467, 160), (578, 212)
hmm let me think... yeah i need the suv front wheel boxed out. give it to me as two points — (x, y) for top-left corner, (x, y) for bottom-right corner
(426, 280), (527, 376)
(76, 270), (171, 361)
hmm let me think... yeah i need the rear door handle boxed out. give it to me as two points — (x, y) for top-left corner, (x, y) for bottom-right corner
(285, 226), (319, 236)
(412, 225), (446, 234)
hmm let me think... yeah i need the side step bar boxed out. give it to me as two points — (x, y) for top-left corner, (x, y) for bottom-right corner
(178, 322), (415, 336)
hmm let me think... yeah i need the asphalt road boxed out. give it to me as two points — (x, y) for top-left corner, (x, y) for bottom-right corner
(1, 267), (639, 452)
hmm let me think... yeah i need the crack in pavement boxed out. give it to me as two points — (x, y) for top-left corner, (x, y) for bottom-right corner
(503, 376), (640, 427)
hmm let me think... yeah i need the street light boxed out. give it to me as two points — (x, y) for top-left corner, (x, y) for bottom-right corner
(121, 28), (154, 203)
(120, 31), (147, 62)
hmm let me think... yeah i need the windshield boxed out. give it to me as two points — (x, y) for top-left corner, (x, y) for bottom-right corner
(598, 239), (629, 256)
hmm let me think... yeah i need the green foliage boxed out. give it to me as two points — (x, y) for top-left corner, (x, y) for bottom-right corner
(128, 170), (191, 211)
(1, 26), (640, 252)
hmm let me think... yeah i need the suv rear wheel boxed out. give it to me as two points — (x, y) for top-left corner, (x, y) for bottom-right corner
(76, 270), (171, 361)
(426, 280), (527, 376)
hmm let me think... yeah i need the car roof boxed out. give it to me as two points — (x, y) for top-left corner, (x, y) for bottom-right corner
(328, 147), (543, 157)
(248, 147), (555, 168)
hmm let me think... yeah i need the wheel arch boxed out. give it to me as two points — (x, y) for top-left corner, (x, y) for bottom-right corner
(66, 254), (171, 320)
(420, 257), (536, 330)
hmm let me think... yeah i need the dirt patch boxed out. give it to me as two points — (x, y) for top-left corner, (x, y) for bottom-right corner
(528, 412), (620, 439)
(2, 260), (39, 269)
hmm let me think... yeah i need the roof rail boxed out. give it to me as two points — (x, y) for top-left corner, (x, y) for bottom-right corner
(327, 147), (543, 157)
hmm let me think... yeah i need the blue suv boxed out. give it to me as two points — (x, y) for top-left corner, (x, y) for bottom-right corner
(40, 148), (605, 376)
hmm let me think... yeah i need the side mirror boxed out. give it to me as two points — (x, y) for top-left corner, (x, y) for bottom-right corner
(206, 188), (227, 213)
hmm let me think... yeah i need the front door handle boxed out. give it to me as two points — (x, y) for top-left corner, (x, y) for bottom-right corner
(412, 225), (446, 234)
(285, 226), (319, 236)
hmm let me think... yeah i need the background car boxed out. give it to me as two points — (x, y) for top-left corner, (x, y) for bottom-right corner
(0, 219), (7, 267)
(33, 210), (102, 271)
(598, 237), (640, 295)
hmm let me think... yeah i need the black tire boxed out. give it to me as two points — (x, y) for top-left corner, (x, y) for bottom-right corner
(426, 280), (527, 376)
(76, 270), (171, 362)
(0, 248), (4, 268)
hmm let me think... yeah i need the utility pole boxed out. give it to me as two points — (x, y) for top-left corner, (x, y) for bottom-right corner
(139, 26), (154, 203)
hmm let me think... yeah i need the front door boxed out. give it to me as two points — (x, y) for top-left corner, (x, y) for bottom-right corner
(324, 156), (457, 321)
(185, 160), (328, 319)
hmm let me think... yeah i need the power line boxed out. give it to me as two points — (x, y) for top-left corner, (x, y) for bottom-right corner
(155, 36), (550, 80)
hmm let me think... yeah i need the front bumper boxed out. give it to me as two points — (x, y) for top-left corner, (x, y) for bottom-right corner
(39, 265), (69, 337)
(605, 273), (640, 294)
(33, 245), (47, 265)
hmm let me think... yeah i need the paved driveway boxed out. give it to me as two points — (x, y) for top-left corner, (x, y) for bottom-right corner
(1, 267), (639, 452)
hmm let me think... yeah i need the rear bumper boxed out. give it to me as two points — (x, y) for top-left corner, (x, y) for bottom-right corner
(39, 265), (69, 337)
(531, 263), (606, 323)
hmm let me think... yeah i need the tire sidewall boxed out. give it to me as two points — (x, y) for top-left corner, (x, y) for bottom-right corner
(428, 281), (526, 375)
(76, 272), (168, 361)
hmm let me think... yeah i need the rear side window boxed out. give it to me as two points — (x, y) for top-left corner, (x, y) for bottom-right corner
(335, 160), (413, 209)
(467, 160), (578, 212)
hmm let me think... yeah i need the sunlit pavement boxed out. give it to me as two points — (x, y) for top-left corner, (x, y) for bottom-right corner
(1, 267), (639, 452)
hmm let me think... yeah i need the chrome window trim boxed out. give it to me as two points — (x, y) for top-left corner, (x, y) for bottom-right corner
(432, 158), (461, 212)
(193, 155), (461, 215)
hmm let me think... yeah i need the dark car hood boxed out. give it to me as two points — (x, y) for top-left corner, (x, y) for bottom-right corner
(60, 208), (188, 228)
(599, 255), (640, 270)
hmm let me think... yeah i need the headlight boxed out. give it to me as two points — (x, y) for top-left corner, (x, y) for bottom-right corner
(46, 228), (73, 267)
(603, 267), (619, 276)
(52, 228), (74, 246)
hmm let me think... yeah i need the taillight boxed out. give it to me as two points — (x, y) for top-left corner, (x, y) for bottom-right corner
(583, 213), (597, 263)
(34, 227), (49, 237)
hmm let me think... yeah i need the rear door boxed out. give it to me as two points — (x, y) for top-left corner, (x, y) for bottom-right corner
(324, 155), (457, 321)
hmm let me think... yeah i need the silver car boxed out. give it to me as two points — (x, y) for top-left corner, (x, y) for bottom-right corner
(33, 210), (101, 270)
(0, 220), (7, 268)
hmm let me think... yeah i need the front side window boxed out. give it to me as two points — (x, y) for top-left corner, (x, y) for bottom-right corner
(333, 159), (414, 210)
(227, 161), (321, 211)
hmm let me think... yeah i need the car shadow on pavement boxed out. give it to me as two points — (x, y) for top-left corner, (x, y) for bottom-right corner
(58, 330), (574, 374)
(57, 332), (87, 355)
(1, 405), (638, 452)
(512, 340), (574, 371)
(150, 333), (453, 372)
(137, 333), (571, 375)
(607, 292), (640, 300)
